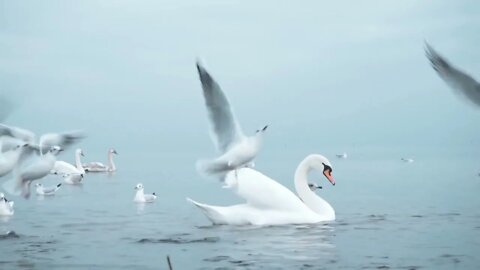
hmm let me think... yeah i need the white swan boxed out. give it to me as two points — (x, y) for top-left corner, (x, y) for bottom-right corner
(133, 183), (157, 203)
(195, 62), (268, 177)
(188, 154), (336, 226)
(51, 148), (85, 174)
(51, 160), (84, 185)
(83, 148), (117, 172)
(0, 193), (14, 216)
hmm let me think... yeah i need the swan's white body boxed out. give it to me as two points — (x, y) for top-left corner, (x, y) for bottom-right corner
(83, 149), (117, 172)
(189, 154), (336, 226)
(133, 183), (156, 203)
(35, 183), (61, 196)
(0, 193), (14, 216)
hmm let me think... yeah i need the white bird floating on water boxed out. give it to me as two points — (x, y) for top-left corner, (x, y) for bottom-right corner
(133, 183), (157, 203)
(2, 146), (64, 198)
(194, 62), (268, 177)
(82, 148), (117, 172)
(0, 193), (14, 216)
(35, 183), (62, 196)
(188, 154), (336, 226)
(425, 42), (480, 108)
(401, 158), (414, 163)
(336, 152), (347, 159)
(51, 148), (85, 185)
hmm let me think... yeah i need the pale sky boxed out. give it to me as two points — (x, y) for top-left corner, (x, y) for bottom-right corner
(1, 0), (479, 155)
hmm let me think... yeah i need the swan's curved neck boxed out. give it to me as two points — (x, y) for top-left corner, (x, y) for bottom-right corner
(75, 151), (83, 169)
(108, 152), (116, 171)
(294, 155), (335, 220)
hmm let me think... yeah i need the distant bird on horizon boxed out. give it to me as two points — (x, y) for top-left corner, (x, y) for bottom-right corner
(401, 158), (414, 163)
(425, 42), (480, 108)
(336, 152), (347, 159)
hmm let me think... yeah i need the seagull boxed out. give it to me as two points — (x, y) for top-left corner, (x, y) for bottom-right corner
(2, 146), (64, 198)
(0, 142), (30, 178)
(35, 183), (62, 196)
(336, 152), (347, 159)
(401, 158), (414, 163)
(0, 192), (14, 216)
(425, 42), (480, 108)
(0, 123), (85, 154)
(133, 183), (157, 203)
(195, 61), (268, 178)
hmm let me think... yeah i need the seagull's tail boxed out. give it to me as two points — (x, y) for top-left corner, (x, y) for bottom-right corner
(2, 173), (24, 197)
(55, 183), (62, 191)
(195, 159), (230, 177)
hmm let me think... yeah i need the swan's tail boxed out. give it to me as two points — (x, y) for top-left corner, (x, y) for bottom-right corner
(195, 159), (230, 178)
(186, 197), (228, 225)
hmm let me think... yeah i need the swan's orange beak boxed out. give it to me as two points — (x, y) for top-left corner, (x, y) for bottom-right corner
(323, 170), (335, 186)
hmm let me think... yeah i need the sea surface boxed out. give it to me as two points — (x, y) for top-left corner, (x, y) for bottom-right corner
(1, 147), (479, 269)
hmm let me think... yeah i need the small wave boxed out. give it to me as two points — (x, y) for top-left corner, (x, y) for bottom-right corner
(0, 231), (19, 240)
(137, 236), (220, 244)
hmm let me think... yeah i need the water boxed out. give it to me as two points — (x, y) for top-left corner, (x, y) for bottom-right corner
(1, 148), (479, 269)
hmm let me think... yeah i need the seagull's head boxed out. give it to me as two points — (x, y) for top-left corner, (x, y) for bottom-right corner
(35, 183), (43, 187)
(49, 146), (63, 155)
(134, 183), (144, 190)
(110, 148), (118, 155)
(255, 125), (269, 135)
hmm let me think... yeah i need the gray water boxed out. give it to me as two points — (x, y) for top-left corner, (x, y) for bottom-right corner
(1, 147), (479, 270)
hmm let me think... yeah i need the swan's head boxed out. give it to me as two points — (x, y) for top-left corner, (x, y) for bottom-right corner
(308, 154), (335, 186)
(134, 183), (144, 190)
(49, 146), (63, 155)
(109, 148), (118, 155)
(76, 148), (84, 157)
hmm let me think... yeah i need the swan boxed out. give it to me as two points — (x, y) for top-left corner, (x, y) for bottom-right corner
(195, 62), (268, 177)
(51, 148), (85, 174)
(188, 154), (336, 226)
(0, 193), (14, 216)
(82, 148), (117, 172)
(425, 42), (480, 107)
(133, 183), (157, 203)
(35, 183), (62, 196)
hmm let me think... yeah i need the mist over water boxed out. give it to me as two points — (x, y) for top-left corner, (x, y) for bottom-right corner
(1, 0), (480, 269)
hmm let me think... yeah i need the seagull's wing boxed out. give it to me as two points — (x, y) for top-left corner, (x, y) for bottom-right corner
(39, 130), (86, 152)
(196, 62), (244, 153)
(0, 124), (35, 142)
(425, 43), (480, 107)
(41, 186), (57, 194)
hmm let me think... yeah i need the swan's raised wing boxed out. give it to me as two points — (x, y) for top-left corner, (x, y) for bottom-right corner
(196, 62), (244, 153)
(425, 43), (480, 107)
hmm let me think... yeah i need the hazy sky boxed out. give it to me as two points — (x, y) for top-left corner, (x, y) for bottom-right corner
(1, 0), (479, 156)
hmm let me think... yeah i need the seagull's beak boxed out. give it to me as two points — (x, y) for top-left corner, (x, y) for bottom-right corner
(323, 170), (335, 186)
